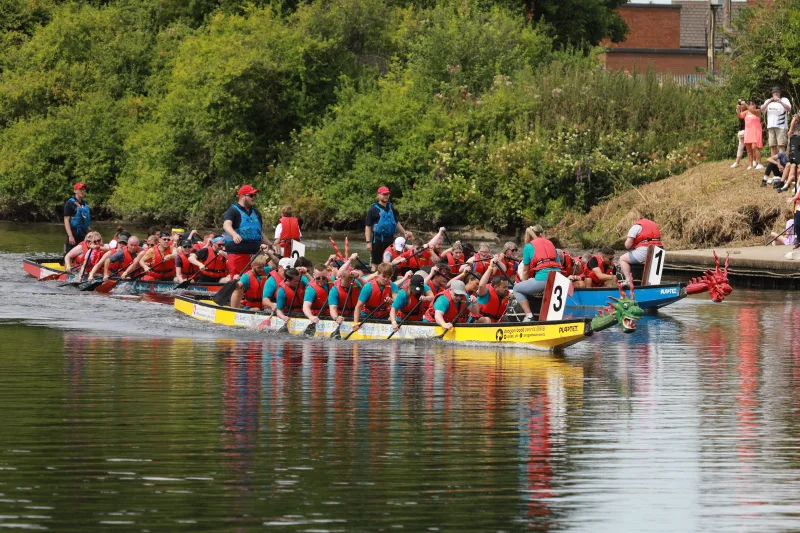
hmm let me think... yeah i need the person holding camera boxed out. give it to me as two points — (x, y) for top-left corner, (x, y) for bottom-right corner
(732, 99), (748, 168)
(760, 86), (792, 157)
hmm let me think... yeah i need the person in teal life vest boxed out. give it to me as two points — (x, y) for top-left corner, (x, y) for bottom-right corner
(63, 182), (91, 253)
(365, 186), (410, 271)
(222, 184), (274, 277)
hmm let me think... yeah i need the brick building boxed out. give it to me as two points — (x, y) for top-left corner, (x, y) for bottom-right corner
(601, 0), (755, 78)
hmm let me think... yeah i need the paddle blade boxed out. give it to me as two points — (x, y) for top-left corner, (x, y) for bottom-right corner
(212, 280), (237, 306)
(330, 327), (342, 340)
(174, 279), (192, 290)
(79, 280), (103, 291)
(303, 322), (317, 336)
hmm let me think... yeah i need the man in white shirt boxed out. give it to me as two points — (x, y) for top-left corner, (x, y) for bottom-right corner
(761, 86), (792, 156)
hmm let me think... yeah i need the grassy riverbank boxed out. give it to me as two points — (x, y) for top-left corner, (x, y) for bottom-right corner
(549, 161), (793, 250)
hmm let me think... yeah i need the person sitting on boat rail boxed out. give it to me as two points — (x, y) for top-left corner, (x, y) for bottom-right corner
(423, 279), (478, 331)
(88, 234), (140, 280)
(513, 225), (561, 322)
(122, 232), (175, 281)
(303, 264), (334, 326)
(187, 237), (230, 283)
(474, 255), (510, 323)
(261, 258), (295, 312)
(229, 255), (271, 310)
(352, 262), (397, 328)
(390, 273), (433, 330)
(582, 248), (617, 287)
(274, 267), (305, 323)
(329, 266), (363, 325)
(64, 230), (105, 273)
(619, 218), (662, 282)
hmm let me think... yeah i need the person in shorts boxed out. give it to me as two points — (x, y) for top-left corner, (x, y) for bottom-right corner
(619, 218), (663, 281)
(761, 86), (792, 157)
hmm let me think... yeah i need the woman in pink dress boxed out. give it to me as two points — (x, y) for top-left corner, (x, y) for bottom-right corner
(739, 100), (764, 171)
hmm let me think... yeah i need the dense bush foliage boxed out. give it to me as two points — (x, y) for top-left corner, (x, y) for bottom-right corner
(0, 0), (735, 229)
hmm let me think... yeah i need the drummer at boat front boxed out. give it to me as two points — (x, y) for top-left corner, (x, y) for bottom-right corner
(619, 218), (663, 283)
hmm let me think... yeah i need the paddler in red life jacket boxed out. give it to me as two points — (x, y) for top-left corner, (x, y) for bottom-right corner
(390, 272), (434, 331)
(275, 205), (302, 258)
(193, 231), (215, 251)
(426, 264), (450, 295)
(581, 247), (617, 287)
(441, 242), (466, 276)
(229, 255), (271, 310)
(383, 236), (413, 274)
(64, 231), (106, 273)
(274, 267), (307, 323)
(174, 240), (199, 283)
(329, 264), (364, 325)
(88, 234), (140, 280)
(423, 279), (479, 331)
(302, 264), (334, 326)
(262, 257), (294, 312)
(123, 231), (176, 281)
(513, 225), (562, 322)
(467, 243), (494, 278)
(619, 218), (663, 282)
(475, 254), (511, 323)
(187, 237), (231, 283)
(352, 262), (398, 328)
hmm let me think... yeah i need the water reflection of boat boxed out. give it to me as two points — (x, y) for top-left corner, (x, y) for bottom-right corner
(174, 295), (595, 352)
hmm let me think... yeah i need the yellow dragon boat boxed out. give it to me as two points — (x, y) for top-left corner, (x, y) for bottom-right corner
(175, 295), (609, 352)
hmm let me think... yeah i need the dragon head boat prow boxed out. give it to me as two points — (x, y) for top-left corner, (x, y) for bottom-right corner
(685, 251), (732, 303)
(591, 280), (643, 334)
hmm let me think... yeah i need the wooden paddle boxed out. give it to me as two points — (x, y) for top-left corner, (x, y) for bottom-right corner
(386, 296), (425, 340)
(344, 300), (388, 340)
(212, 250), (261, 306)
(436, 299), (471, 340)
(304, 300), (330, 336)
(330, 280), (356, 339)
(79, 263), (129, 291)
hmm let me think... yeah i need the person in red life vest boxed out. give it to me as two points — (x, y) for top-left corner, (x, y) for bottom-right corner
(390, 273), (434, 330)
(187, 237), (231, 283)
(64, 231), (106, 273)
(230, 255), (272, 310)
(222, 184), (274, 278)
(440, 242), (466, 275)
(352, 262), (398, 328)
(174, 240), (200, 283)
(192, 231), (215, 251)
(513, 225), (561, 322)
(262, 257), (294, 312)
(423, 279), (479, 331)
(123, 231), (176, 281)
(467, 243), (494, 277)
(329, 266), (364, 325)
(89, 234), (140, 280)
(275, 205), (302, 258)
(582, 248), (617, 287)
(302, 264), (333, 325)
(619, 218), (662, 282)
(383, 236), (412, 269)
(475, 258), (511, 323)
(274, 267), (307, 323)
(489, 242), (519, 282)
(425, 264), (450, 295)
(170, 228), (186, 249)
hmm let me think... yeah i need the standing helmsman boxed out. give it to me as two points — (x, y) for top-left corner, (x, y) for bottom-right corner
(365, 186), (409, 271)
(222, 184), (273, 277)
(63, 182), (90, 253)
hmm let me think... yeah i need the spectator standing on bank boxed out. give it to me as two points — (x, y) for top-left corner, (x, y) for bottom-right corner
(732, 99), (747, 168)
(63, 182), (90, 253)
(740, 100), (764, 171)
(222, 184), (273, 277)
(761, 86), (792, 157)
(365, 186), (409, 271)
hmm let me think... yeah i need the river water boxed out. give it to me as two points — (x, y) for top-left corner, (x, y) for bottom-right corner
(2, 222), (800, 532)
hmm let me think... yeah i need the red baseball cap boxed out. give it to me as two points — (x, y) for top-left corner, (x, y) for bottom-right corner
(377, 186), (390, 194)
(238, 184), (259, 197)
(73, 182), (87, 191)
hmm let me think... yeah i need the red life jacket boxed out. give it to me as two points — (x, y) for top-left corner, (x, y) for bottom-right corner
(560, 251), (574, 277)
(306, 280), (331, 312)
(423, 290), (468, 323)
(199, 246), (228, 279)
(632, 218), (663, 249)
(384, 245), (405, 261)
(192, 242), (205, 251)
(496, 256), (519, 281)
(528, 238), (560, 276)
(479, 285), (508, 323)
(148, 245), (176, 280)
(177, 251), (199, 277)
(416, 249), (434, 267)
(109, 247), (137, 273)
(75, 243), (103, 268)
(582, 254), (614, 284)
(332, 279), (360, 312)
(397, 290), (427, 321)
(363, 279), (393, 318)
(278, 280), (305, 312)
(242, 269), (268, 309)
(279, 217), (301, 258)
(444, 252), (465, 275)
